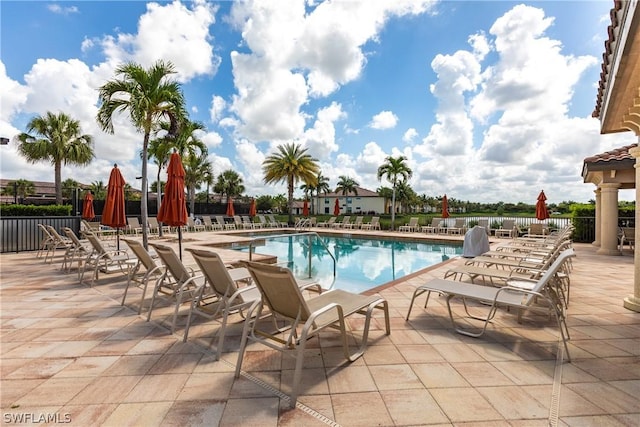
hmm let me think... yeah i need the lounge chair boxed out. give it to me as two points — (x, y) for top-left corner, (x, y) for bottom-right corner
(122, 238), (166, 314)
(61, 227), (92, 273)
(214, 215), (233, 230)
(235, 261), (390, 407)
(147, 243), (205, 333)
(241, 215), (257, 229)
(148, 217), (169, 235)
(317, 217), (337, 228)
(344, 216), (363, 229)
(268, 214), (287, 227)
(38, 224), (72, 263)
(183, 248), (258, 358)
(421, 218), (441, 234)
(361, 216), (380, 230)
(527, 223), (549, 237)
(447, 218), (467, 235)
(201, 215), (218, 231)
(333, 216), (351, 229)
(80, 232), (135, 286)
(495, 219), (516, 238)
(406, 249), (575, 362)
(619, 227), (635, 250)
(187, 217), (206, 232)
(127, 217), (143, 235)
(399, 217), (419, 232)
(256, 215), (272, 228)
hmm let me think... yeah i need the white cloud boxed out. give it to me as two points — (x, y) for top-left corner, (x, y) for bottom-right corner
(369, 110), (398, 130)
(48, 4), (79, 15)
(209, 95), (226, 123)
(403, 128), (418, 143)
(301, 102), (345, 160)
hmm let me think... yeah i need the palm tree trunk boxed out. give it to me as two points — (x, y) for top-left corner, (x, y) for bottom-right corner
(55, 161), (63, 205)
(288, 177), (294, 225)
(391, 187), (396, 231)
(141, 132), (150, 250)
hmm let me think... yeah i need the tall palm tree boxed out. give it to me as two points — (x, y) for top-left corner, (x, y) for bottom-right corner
(184, 152), (212, 215)
(262, 142), (319, 225)
(314, 172), (330, 215)
(96, 60), (186, 249)
(335, 175), (359, 196)
(15, 111), (94, 204)
(214, 170), (245, 202)
(377, 155), (412, 231)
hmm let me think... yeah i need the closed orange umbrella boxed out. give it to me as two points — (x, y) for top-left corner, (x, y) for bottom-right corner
(303, 199), (309, 216)
(226, 197), (235, 217)
(157, 152), (188, 259)
(82, 191), (95, 221)
(535, 190), (550, 220)
(333, 198), (340, 216)
(441, 194), (450, 218)
(249, 198), (257, 217)
(102, 164), (126, 249)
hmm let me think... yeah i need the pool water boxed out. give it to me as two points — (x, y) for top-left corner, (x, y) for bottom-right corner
(237, 234), (462, 293)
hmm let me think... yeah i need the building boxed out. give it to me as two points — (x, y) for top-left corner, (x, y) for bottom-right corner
(591, 0), (640, 312)
(315, 187), (385, 215)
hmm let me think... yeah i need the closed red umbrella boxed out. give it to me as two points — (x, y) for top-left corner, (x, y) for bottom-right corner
(303, 199), (309, 217)
(535, 190), (550, 221)
(333, 198), (340, 216)
(441, 194), (450, 218)
(157, 152), (188, 259)
(249, 198), (257, 217)
(226, 197), (235, 217)
(102, 164), (126, 249)
(82, 191), (95, 221)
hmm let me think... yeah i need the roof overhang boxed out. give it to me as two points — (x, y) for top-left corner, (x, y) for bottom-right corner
(599, 1), (640, 134)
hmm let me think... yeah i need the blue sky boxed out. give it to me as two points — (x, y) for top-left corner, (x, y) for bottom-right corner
(1, 0), (636, 203)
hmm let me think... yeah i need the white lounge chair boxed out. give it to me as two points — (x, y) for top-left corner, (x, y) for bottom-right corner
(399, 217), (419, 232)
(406, 249), (575, 362)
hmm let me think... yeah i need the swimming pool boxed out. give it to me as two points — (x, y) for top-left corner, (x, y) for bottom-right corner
(236, 234), (462, 293)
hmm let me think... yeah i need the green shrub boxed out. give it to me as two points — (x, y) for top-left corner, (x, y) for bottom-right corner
(0, 204), (72, 217)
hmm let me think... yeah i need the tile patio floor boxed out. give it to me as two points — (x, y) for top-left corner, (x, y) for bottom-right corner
(1, 229), (638, 426)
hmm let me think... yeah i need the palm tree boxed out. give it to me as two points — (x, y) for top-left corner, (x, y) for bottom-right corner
(2, 179), (35, 204)
(262, 142), (319, 225)
(96, 60), (186, 249)
(15, 111), (94, 204)
(335, 175), (359, 196)
(89, 180), (107, 199)
(377, 155), (412, 231)
(314, 172), (330, 215)
(184, 152), (212, 215)
(214, 170), (245, 202)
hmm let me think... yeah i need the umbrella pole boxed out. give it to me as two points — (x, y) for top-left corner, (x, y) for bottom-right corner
(178, 227), (183, 260)
(117, 228), (120, 251)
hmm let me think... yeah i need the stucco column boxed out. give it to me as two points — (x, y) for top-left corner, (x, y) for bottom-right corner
(624, 145), (640, 312)
(596, 183), (621, 256)
(593, 187), (602, 246)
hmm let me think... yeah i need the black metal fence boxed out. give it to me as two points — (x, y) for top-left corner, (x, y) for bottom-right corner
(0, 216), (81, 253)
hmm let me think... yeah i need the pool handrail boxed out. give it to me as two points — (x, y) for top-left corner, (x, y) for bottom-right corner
(247, 231), (336, 286)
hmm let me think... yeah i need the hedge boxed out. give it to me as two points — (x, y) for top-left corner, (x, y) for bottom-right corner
(0, 204), (72, 217)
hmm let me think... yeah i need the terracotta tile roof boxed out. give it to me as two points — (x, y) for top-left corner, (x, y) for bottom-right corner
(592, 1), (623, 118)
(583, 143), (637, 164)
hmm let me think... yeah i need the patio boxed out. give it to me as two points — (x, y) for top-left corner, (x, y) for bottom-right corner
(1, 230), (638, 426)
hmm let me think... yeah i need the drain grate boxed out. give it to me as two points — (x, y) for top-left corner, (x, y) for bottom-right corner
(548, 341), (564, 427)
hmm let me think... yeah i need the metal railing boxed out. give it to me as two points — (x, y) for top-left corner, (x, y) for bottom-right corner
(0, 216), (81, 253)
(247, 231), (336, 284)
